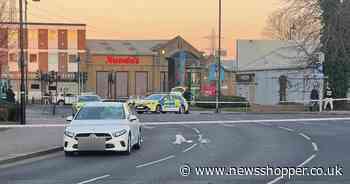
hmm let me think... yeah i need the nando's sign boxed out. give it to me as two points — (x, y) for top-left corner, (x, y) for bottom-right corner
(106, 56), (140, 65)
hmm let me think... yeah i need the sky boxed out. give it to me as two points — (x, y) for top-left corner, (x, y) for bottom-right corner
(26, 0), (281, 58)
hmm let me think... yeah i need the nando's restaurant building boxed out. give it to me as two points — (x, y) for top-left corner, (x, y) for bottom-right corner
(82, 36), (203, 99)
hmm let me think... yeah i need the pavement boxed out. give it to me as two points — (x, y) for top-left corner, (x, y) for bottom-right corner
(1, 106), (350, 183)
(0, 105), (68, 164)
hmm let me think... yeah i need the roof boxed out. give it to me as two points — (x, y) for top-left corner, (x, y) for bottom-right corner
(237, 40), (310, 71)
(87, 39), (168, 56)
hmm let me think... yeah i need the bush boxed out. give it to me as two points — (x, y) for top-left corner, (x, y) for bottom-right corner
(195, 96), (249, 108)
(0, 100), (19, 122)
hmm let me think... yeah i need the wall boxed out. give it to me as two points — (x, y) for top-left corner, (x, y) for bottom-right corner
(241, 68), (319, 105)
(85, 55), (168, 97)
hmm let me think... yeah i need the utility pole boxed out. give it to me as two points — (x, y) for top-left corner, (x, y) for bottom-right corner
(25, 0), (28, 104)
(19, 0), (26, 124)
(216, 0), (222, 113)
(76, 56), (81, 95)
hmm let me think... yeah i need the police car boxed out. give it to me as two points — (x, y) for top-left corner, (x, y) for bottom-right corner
(134, 93), (189, 114)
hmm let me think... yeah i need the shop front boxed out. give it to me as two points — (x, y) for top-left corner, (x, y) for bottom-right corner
(84, 54), (164, 99)
(84, 37), (204, 99)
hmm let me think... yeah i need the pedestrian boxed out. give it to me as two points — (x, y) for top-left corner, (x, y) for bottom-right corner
(324, 86), (334, 111)
(310, 87), (319, 111)
(183, 88), (193, 102)
(6, 87), (15, 103)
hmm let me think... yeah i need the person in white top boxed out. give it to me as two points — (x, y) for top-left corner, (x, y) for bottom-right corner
(324, 86), (334, 111)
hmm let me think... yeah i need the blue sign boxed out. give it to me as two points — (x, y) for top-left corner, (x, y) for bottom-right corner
(209, 64), (225, 81)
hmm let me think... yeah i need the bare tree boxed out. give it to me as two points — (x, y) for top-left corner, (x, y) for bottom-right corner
(262, 0), (322, 65)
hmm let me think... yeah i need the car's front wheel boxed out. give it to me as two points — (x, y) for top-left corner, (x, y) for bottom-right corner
(155, 105), (162, 114)
(58, 100), (65, 106)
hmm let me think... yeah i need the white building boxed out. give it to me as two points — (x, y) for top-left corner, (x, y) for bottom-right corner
(236, 40), (323, 105)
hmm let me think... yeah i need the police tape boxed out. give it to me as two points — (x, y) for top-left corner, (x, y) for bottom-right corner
(278, 98), (350, 104)
(2, 117), (350, 128)
(190, 101), (250, 104)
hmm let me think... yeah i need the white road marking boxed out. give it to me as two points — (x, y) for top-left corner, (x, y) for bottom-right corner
(76, 174), (110, 184)
(182, 143), (198, 153)
(268, 154), (317, 184)
(298, 154), (317, 167)
(312, 142), (319, 152)
(198, 134), (210, 144)
(141, 117), (350, 126)
(143, 125), (155, 129)
(173, 134), (193, 144)
(299, 133), (311, 140)
(278, 126), (294, 132)
(267, 176), (283, 184)
(136, 155), (175, 168)
(193, 128), (201, 134)
(2, 117), (350, 128)
(222, 124), (236, 127)
(256, 122), (272, 126)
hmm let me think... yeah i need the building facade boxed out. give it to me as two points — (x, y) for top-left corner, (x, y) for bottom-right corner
(236, 40), (322, 105)
(84, 36), (203, 99)
(0, 22), (86, 99)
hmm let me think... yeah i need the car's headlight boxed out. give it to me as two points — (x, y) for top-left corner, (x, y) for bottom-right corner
(64, 130), (75, 138)
(113, 129), (127, 137)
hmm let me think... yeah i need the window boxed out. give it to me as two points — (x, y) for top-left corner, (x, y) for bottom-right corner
(30, 54), (37, 63)
(75, 106), (125, 120)
(9, 53), (17, 62)
(69, 55), (77, 63)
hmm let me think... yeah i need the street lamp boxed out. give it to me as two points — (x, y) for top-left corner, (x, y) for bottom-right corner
(19, 0), (40, 124)
(216, 0), (222, 113)
(18, 0), (26, 124)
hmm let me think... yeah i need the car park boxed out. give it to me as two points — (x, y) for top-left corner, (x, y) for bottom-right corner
(64, 102), (141, 156)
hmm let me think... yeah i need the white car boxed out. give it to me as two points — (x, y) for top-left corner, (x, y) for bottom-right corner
(55, 93), (77, 105)
(64, 102), (142, 156)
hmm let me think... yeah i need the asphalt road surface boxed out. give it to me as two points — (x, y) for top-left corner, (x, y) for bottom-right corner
(1, 113), (350, 184)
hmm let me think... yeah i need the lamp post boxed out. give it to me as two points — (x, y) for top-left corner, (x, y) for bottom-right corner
(216, 0), (222, 113)
(19, 0), (26, 124)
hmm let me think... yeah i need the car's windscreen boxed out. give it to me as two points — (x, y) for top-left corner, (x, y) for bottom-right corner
(75, 106), (125, 120)
(144, 94), (164, 100)
(78, 96), (100, 102)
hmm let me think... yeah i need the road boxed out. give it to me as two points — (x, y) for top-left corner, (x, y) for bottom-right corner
(1, 113), (350, 184)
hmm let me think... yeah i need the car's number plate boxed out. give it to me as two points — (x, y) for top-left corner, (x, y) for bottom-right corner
(78, 135), (105, 151)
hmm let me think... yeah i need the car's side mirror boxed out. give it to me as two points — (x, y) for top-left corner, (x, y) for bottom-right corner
(128, 115), (138, 122)
(66, 116), (73, 122)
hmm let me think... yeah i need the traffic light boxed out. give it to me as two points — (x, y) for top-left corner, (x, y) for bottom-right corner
(83, 72), (88, 81)
(49, 71), (55, 84)
(35, 70), (41, 80)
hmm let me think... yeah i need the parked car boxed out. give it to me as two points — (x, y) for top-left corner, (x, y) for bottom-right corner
(55, 93), (77, 105)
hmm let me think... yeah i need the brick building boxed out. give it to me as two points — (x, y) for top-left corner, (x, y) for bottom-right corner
(83, 36), (204, 99)
(0, 22), (86, 99)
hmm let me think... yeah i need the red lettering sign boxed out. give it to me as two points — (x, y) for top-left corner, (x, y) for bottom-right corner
(106, 56), (140, 65)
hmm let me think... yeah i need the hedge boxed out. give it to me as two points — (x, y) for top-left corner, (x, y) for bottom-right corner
(0, 100), (19, 122)
(194, 96), (249, 108)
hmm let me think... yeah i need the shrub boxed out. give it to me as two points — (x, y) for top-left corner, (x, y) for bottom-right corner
(195, 96), (249, 108)
(0, 101), (19, 122)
